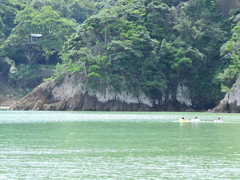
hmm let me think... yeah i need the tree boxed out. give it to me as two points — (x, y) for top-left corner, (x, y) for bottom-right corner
(30, 0), (96, 24)
(52, 0), (233, 109)
(145, 1), (170, 40)
(0, 0), (22, 37)
(173, 0), (230, 103)
(91, 0), (117, 11)
(5, 6), (74, 65)
(69, 0), (96, 24)
(218, 21), (240, 92)
(0, 18), (6, 57)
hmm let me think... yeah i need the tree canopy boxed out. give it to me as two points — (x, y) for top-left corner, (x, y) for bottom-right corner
(57, 0), (233, 109)
(1, 0), (240, 110)
(5, 6), (74, 64)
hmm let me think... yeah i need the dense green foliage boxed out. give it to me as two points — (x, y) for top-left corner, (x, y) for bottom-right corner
(0, 0), (94, 88)
(216, 8), (240, 92)
(1, 0), (240, 110)
(5, 5), (74, 64)
(0, 57), (13, 78)
(59, 0), (234, 108)
(173, 0), (231, 103)
(30, 0), (96, 25)
(8, 64), (44, 88)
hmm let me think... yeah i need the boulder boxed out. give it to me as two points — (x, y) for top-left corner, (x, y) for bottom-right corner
(212, 77), (240, 113)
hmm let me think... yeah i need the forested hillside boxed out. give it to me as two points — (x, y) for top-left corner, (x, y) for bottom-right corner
(1, 0), (240, 110)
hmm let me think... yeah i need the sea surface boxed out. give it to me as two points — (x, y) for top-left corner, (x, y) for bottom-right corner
(0, 111), (240, 179)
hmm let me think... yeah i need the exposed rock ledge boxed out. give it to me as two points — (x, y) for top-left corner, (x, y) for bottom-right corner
(10, 74), (193, 111)
(211, 77), (240, 113)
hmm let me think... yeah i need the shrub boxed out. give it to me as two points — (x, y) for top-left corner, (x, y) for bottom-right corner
(8, 64), (44, 88)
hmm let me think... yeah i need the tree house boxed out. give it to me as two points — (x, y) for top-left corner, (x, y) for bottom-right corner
(26, 34), (43, 64)
(27, 34), (42, 44)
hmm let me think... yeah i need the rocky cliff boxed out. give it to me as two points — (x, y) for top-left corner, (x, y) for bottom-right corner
(10, 73), (195, 111)
(211, 77), (240, 113)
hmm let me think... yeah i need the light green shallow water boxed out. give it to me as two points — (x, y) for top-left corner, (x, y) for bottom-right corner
(0, 111), (240, 179)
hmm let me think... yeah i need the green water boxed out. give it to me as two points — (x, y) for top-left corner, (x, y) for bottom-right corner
(0, 111), (240, 179)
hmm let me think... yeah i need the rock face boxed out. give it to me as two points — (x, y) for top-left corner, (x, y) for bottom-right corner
(10, 73), (194, 111)
(211, 77), (240, 113)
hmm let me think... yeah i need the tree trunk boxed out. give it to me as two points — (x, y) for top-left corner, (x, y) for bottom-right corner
(46, 57), (49, 69)
(105, 25), (107, 45)
(27, 45), (42, 64)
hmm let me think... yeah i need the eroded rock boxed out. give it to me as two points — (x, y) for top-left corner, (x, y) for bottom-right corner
(212, 77), (240, 113)
(10, 74), (196, 111)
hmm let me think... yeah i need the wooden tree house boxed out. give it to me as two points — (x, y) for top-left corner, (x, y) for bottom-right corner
(26, 34), (43, 64)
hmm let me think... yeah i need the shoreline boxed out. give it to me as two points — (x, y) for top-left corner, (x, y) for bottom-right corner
(0, 106), (10, 110)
